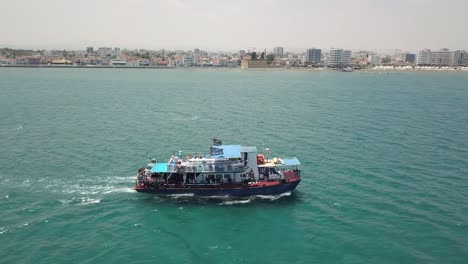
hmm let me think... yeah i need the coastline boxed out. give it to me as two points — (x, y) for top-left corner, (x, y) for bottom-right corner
(2, 64), (468, 73)
(0, 64), (174, 69)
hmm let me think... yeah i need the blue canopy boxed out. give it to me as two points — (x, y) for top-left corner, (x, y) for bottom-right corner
(281, 157), (301, 166)
(210, 145), (241, 158)
(150, 163), (168, 173)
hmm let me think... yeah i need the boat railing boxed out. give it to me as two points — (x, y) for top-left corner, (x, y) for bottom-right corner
(164, 162), (246, 173)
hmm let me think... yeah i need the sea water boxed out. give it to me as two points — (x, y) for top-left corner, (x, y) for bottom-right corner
(1, 68), (467, 263)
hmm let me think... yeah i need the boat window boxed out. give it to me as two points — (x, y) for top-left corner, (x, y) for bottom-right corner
(224, 174), (231, 179)
(215, 174), (222, 179)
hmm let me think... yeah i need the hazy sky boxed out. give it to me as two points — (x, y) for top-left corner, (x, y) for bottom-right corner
(1, 0), (467, 52)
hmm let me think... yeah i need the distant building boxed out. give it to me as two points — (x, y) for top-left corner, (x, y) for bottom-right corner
(431, 48), (451, 66)
(15, 56), (41, 65)
(403, 53), (416, 63)
(113, 48), (121, 56)
(450, 50), (468, 66)
(241, 60), (268, 69)
(328, 48), (352, 68)
(51, 58), (72, 64)
(183, 54), (196, 66)
(239, 50), (246, 56)
(194, 48), (200, 54)
(86, 47), (94, 53)
(368, 54), (381, 66)
(342, 50), (352, 66)
(305, 48), (321, 64)
(416, 49), (451, 66)
(273, 47), (284, 57)
(416, 49), (432, 66)
(98, 47), (112, 57)
(138, 60), (150, 66)
(110, 59), (126, 65)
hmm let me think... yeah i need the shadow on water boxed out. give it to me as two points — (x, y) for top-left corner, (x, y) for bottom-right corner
(134, 191), (305, 208)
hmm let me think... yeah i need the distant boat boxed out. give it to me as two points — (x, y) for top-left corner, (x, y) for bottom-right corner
(134, 139), (302, 197)
(340, 67), (354, 72)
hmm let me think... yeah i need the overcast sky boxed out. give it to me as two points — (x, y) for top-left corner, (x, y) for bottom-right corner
(1, 0), (467, 52)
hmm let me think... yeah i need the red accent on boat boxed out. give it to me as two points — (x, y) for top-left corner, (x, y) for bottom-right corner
(283, 170), (301, 182)
(257, 154), (265, 164)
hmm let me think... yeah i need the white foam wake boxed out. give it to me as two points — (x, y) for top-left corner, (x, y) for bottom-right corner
(168, 193), (195, 198)
(59, 197), (101, 206)
(219, 192), (292, 205)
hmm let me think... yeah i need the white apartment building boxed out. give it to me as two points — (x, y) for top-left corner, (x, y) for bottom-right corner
(416, 49), (452, 66)
(431, 48), (451, 66)
(416, 49), (432, 65)
(451, 50), (468, 66)
(342, 50), (352, 66)
(328, 48), (341, 67)
(328, 49), (352, 68)
(368, 54), (381, 66)
(183, 54), (196, 66)
(328, 48), (352, 67)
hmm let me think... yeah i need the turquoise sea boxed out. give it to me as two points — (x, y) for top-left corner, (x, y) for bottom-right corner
(1, 68), (468, 263)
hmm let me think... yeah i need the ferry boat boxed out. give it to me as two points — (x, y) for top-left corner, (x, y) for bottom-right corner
(134, 139), (301, 197)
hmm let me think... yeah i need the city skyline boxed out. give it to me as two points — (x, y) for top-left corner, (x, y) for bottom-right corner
(1, 0), (468, 51)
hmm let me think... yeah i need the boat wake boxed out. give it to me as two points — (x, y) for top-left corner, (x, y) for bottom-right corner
(168, 193), (195, 198)
(59, 197), (101, 206)
(219, 192), (292, 205)
(45, 175), (136, 206)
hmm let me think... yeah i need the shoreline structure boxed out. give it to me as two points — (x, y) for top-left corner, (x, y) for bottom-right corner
(2, 64), (468, 72)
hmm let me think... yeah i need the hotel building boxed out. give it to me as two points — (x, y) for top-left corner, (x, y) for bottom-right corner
(328, 48), (352, 68)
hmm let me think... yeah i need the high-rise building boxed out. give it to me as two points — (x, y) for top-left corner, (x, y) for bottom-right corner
(86, 47), (94, 53)
(416, 49), (452, 66)
(431, 48), (451, 66)
(401, 53), (415, 63)
(416, 49), (432, 66)
(273, 47), (284, 57)
(328, 48), (352, 67)
(328, 49), (342, 67)
(461, 52), (468, 67)
(305, 48), (321, 64)
(451, 50), (468, 66)
(342, 50), (352, 66)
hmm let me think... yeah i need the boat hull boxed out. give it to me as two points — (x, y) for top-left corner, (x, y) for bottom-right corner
(134, 180), (300, 197)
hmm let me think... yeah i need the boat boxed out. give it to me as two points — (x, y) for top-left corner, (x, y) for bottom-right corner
(134, 139), (301, 197)
(340, 67), (354, 72)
